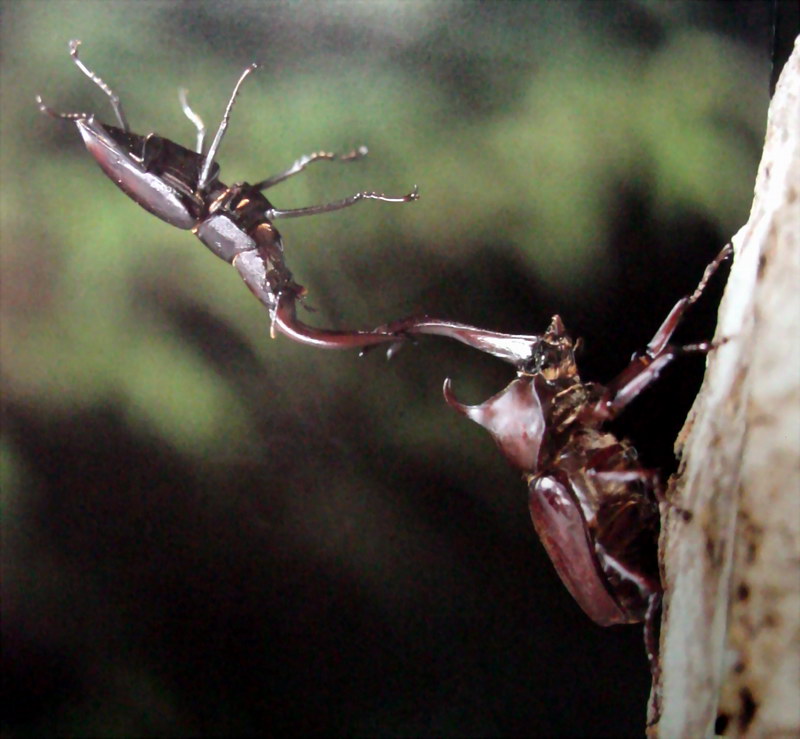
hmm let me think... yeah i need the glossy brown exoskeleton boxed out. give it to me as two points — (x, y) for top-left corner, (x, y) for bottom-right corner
(400, 246), (732, 670)
(37, 40), (418, 351)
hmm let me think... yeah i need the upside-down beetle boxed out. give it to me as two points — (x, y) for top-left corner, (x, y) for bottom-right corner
(37, 40), (418, 350)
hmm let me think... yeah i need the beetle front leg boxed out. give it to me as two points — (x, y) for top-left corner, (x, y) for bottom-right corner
(586, 244), (732, 422)
(587, 342), (716, 424)
(643, 243), (732, 357)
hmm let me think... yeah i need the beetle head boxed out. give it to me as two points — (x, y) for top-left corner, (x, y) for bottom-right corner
(526, 314), (579, 382)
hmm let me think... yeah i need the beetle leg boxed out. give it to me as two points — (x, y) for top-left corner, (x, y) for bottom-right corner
(198, 63), (259, 192)
(35, 95), (91, 122)
(586, 346), (698, 422)
(586, 245), (732, 422)
(253, 147), (369, 190)
(644, 591), (663, 716)
(178, 88), (206, 154)
(271, 292), (406, 351)
(67, 40), (129, 132)
(265, 185), (419, 219)
(644, 243), (732, 357)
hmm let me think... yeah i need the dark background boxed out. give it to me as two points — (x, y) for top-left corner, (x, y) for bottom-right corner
(1, 2), (780, 736)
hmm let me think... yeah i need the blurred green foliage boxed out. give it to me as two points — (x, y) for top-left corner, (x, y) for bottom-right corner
(1, 1), (769, 735)
(1, 0), (764, 453)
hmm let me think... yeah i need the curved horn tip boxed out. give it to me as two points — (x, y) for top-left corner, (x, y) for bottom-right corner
(442, 378), (468, 415)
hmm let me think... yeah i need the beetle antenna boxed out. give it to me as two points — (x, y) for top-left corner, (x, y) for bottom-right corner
(197, 63), (259, 192)
(68, 39), (129, 132)
(178, 88), (206, 154)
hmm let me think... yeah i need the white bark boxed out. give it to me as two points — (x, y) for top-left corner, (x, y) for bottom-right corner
(651, 37), (800, 738)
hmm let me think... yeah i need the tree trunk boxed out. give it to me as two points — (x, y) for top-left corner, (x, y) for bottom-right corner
(649, 36), (800, 738)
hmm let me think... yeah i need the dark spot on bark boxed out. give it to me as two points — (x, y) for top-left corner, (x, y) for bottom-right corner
(737, 583), (750, 601)
(715, 712), (730, 734)
(757, 253), (767, 278)
(704, 530), (723, 567)
(738, 687), (757, 731)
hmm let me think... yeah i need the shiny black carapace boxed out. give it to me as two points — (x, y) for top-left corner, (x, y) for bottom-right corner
(37, 40), (418, 350)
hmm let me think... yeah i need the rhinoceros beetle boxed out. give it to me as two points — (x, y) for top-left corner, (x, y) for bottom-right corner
(37, 40), (418, 350)
(400, 245), (732, 674)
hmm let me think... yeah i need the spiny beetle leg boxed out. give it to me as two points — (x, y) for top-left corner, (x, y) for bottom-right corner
(68, 39), (129, 131)
(645, 243), (732, 357)
(254, 146), (369, 191)
(644, 592), (664, 718)
(588, 244), (733, 422)
(265, 185), (419, 219)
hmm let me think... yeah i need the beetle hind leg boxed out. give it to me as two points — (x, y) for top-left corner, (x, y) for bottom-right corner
(197, 63), (259, 191)
(644, 592), (664, 723)
(253, 147), (369, 191)
(35, 95), (90, 122)
(265, 185), (419, 219)
(67, 40), (129, 131)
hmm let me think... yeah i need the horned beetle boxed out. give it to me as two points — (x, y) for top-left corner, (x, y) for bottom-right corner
(398, 244), (732, 677)
(37, 40), (418, 350)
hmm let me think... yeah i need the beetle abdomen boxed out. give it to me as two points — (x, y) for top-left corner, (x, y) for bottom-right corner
(76, 120), (199, 229)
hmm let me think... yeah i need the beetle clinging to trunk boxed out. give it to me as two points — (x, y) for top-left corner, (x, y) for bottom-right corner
(424, 245), (732, 674)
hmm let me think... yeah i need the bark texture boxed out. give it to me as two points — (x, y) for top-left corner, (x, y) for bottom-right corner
(650, 37), (800, 738)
